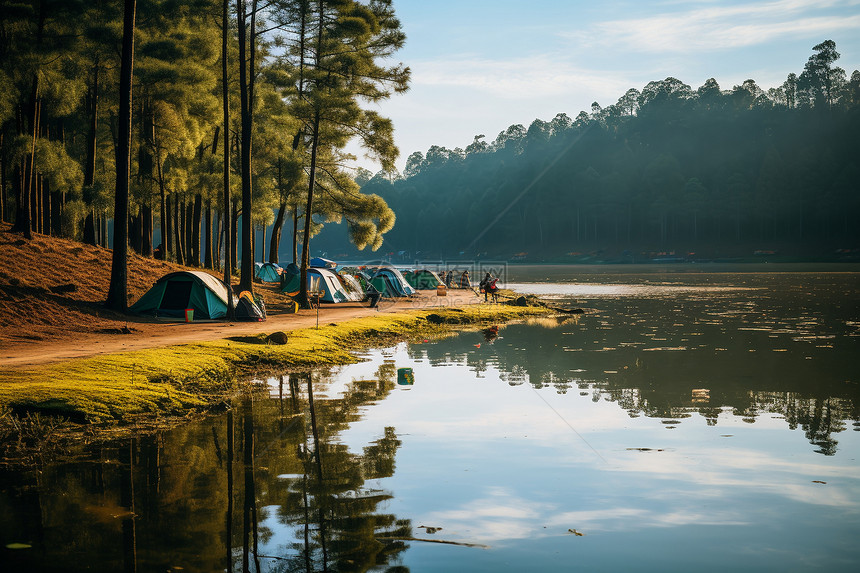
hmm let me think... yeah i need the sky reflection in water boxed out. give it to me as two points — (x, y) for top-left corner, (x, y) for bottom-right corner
(327, 271), (860, 571)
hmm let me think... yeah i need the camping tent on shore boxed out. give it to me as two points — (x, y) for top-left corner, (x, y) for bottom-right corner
(279, 265), (351, 303)
(254, 262), (282, 283)
(358, 267), (415, 297)
(403, 269), (443, 290)
(130, 271), (232, 319)
(309, 268), (351, 303)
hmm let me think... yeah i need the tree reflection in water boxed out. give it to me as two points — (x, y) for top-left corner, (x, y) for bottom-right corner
(0, 366), (412, 572)
(406, 283), (860, 456)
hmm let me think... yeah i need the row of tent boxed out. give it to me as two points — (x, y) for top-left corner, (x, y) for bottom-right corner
(256, 259), (426, 302)
(129, 261), (459, 321)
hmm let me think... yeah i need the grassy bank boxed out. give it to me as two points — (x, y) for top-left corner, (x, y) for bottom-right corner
(0, 304), (550, 426)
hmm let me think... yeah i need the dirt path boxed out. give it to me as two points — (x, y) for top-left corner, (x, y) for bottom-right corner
(0, 290), (482, 370)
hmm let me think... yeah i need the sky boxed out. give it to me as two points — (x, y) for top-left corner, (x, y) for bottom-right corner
(346, 0), (860, 174)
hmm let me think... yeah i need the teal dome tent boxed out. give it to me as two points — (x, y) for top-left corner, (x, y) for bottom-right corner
(130, 271), (232, 319)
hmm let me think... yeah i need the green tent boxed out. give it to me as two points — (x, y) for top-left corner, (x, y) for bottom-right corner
(255, 262), (282, 283)
(404, 269), (442, 290)
(130, 271), (231, 319)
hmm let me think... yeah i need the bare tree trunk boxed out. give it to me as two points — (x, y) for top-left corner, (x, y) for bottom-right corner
(142, 203), (152, 256)
(214, 207), (222, 272)
(192, 193), (202, 266)
(106, 0), (137, 312)
(204, 198), (213, 268)
(237, 0), (259, 293)
(298, 111), (321, 308)
(130, 207), (141, 254)
(292, 208), (298, 265)
(270, 202), (285, 264)
(222, 0), (234, 318)
(165, 194), (173, 259)
(231, 200), (239, 274)
(174, 197), (185, 265)
(185, 200), (194, 266)
(156, 128), (168, 259)
(82, 59), (99, 245)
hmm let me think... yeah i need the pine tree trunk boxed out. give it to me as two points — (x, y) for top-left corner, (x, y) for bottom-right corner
(142, 203), (152, 256)
(298, 112), (321, 308)
(174, 197), (185, 265)
(192, 193), (202, 266)
(165, 194), (173, 259)
(221, 0), (234, 317)
(106, 0), (136, 312)
(157, 137), (168, 259)
(214, 208), (222, 272)
(237, 0), (258, 293)
(82, 60), (99, 245)
(204, 198), (213, 268)
(37, 173), (45, 234)
(130, 208), (141, 254)
(270, 202), (285, 264)
(185, 200), (194, 266)
(292, 208), (298, 264)
(231, 200), (239, 274)
(14, 64), (42, 239)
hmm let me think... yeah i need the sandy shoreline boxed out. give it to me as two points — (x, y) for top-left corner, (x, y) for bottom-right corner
(1, 290), (482, 370)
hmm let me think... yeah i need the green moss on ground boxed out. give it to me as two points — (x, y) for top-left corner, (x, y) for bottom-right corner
(0, 304), (549, 424)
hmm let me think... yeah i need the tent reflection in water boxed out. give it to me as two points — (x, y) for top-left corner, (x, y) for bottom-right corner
(130, 271), (232, 319)
(397, 367), (414, 386)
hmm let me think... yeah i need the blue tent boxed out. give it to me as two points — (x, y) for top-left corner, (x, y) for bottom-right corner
(358, 267), (415, 297)
(310, 257), (337, 269)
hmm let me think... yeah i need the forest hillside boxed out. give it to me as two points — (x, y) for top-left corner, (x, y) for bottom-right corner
(349, 40), (860, 263)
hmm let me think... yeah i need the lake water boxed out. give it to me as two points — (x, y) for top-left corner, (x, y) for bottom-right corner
(2, 265), (859, 572)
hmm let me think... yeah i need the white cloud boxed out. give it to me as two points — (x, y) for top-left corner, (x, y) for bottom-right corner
(580, 0), (860, 53)
(412, 56), (630, 102)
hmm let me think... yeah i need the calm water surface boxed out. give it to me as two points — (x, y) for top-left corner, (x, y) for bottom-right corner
(2, 265), (859, 572)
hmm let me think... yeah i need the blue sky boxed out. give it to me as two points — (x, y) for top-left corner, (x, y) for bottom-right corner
(348, 0), (860, 173)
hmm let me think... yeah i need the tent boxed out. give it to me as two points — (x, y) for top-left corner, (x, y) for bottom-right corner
(279, 265), (346, 303)
(130, 271), (232, 319)
(310, 257), (337, 269)
(309, 268), (351, 303)
(359, 267), (415, 297)
(280, 263), (301, 296)
(254, 262), (282, 283)
(338, 272), (365, 302)
(404, 269), (442, 290)
(236, 290), (266, 321)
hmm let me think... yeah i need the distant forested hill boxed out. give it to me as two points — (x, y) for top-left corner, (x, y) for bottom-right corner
(353, 40), (860, 262)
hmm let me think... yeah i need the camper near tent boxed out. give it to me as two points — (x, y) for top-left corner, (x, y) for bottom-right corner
(130, 271), (232, 319)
